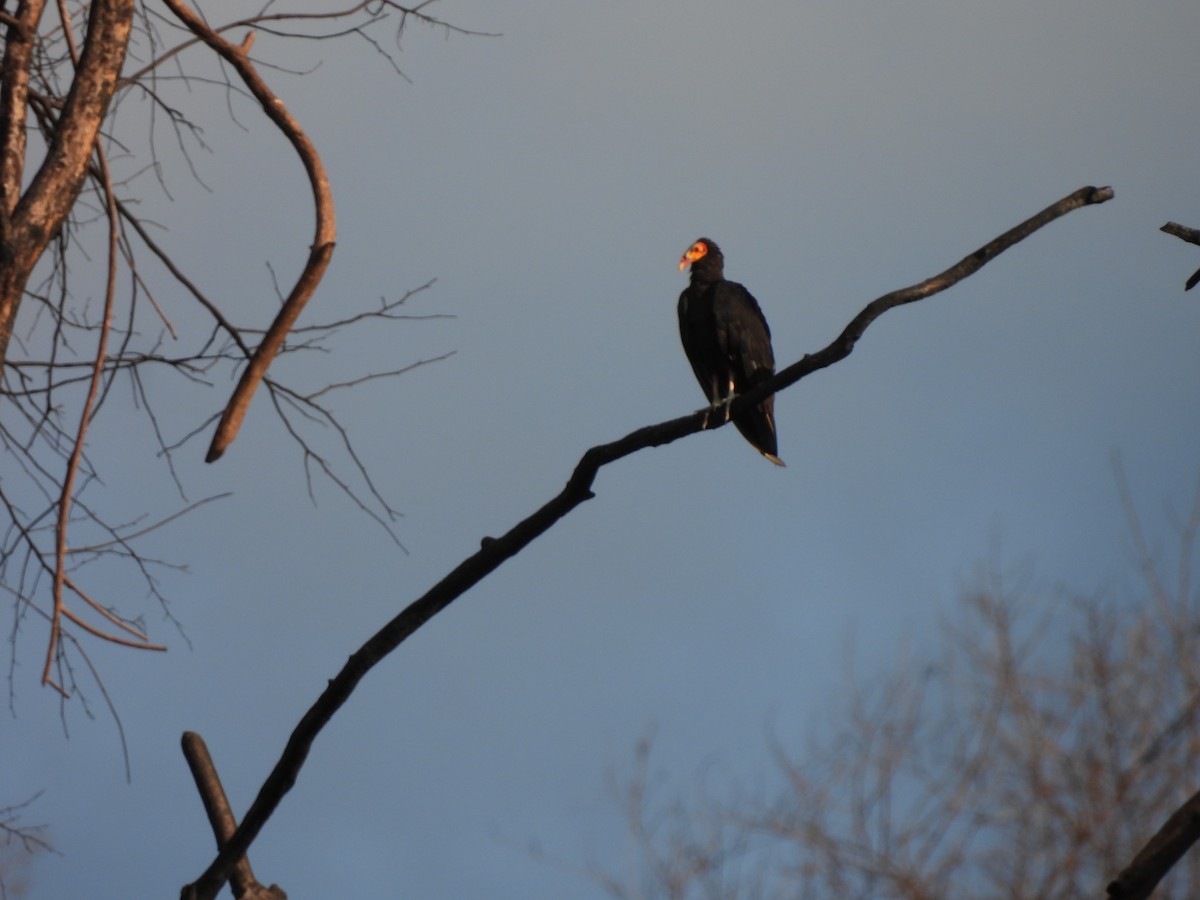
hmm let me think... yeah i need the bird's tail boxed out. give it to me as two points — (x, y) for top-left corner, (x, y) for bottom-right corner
(733, 396), (784, 467)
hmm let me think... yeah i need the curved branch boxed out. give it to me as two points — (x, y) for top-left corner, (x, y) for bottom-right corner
(180, 185), (1114, 900)
(45, 137), (122, 689)
(746, 185), (1115, 408)
(162, 0), (337, 464)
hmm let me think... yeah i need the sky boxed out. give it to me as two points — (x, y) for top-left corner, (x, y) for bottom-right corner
(6, 0), (1200, 897)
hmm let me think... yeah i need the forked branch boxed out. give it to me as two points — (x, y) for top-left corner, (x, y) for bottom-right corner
(180, 185), (1114, 900)
(1160, 221), (1200, 291)
(45, 126), (165, 690)
(182, 732), (286, 900)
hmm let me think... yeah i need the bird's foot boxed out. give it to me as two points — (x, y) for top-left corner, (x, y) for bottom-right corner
(716, 394), (735, 423)
(700, 395), (735, 430)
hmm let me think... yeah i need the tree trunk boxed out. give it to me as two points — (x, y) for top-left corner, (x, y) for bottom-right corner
(0, 0), (135, 374)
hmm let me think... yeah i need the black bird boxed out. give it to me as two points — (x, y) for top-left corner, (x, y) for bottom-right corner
(677, 238), (784, 466)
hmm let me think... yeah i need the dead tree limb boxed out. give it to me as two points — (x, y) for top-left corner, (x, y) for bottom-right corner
(0, 0), (135, 373)
(180, 184), (1114, 900)
(43, 130), (165, 687)
(161, 0), (337, 464)
(1107, 788), (1200, 899)
(1160, 221), (1200, 291)
(182, 732), (287, 900)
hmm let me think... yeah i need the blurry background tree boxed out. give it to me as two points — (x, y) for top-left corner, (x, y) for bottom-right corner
(0, 794), (51, 900)
(598, 477), (1200, 899)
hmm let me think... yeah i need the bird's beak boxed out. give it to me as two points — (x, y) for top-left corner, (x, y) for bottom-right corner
(678, 256), (690, 272)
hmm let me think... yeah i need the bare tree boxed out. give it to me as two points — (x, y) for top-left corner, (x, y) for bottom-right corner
(596, 478), (1200, 899)
(0, 2), (474, 704)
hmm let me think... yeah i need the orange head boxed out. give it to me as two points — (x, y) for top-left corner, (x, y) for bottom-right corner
(678, 238), (714, 272)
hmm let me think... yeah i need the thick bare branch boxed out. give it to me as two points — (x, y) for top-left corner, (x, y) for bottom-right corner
(0, 0), (135, 373)
(180, 185), (1114, 900)
(182, 732), (287, 900)
(161, 0), (337, 464)
(13, 0), (133, 233)
(0, 0), (48, 224)
(1107, 789), (1200, 899)
(1161, 222), (1200, 247)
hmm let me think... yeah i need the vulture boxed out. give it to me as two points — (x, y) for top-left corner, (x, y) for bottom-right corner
(677, 238), (784, 466)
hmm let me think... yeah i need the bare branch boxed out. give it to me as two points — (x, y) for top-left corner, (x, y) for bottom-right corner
(180, 185), (1114, 900)
(1, 0), (136, 371)
(1160, 222), (1200, 291)
(1107, 790), (1200, 900)
(160, 0), (337, 464)
(0, 792), (53, 855)
(0, 1), (48, 225)
(45, 137), (121, 688)
(304, 350), (456, 401)
(182, 732), (286, 900)
(1161, 222), (1200, 247)
(71, 492), (232, 552)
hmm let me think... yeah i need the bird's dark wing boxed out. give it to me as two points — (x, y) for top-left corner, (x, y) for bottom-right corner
(708, 280), (783, 464)
(707, 280), (775, 391)
(678, 287), (721, 402)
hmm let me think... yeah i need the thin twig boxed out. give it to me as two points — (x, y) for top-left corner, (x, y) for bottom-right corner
(70, 492), (232, 551)
(44, 140), (122, 689)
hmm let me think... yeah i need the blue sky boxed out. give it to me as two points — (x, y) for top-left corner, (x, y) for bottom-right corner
(6, 1), (1200, 896)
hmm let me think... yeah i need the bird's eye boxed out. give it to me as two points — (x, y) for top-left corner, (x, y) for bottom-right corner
(692, 243), (707, 258)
